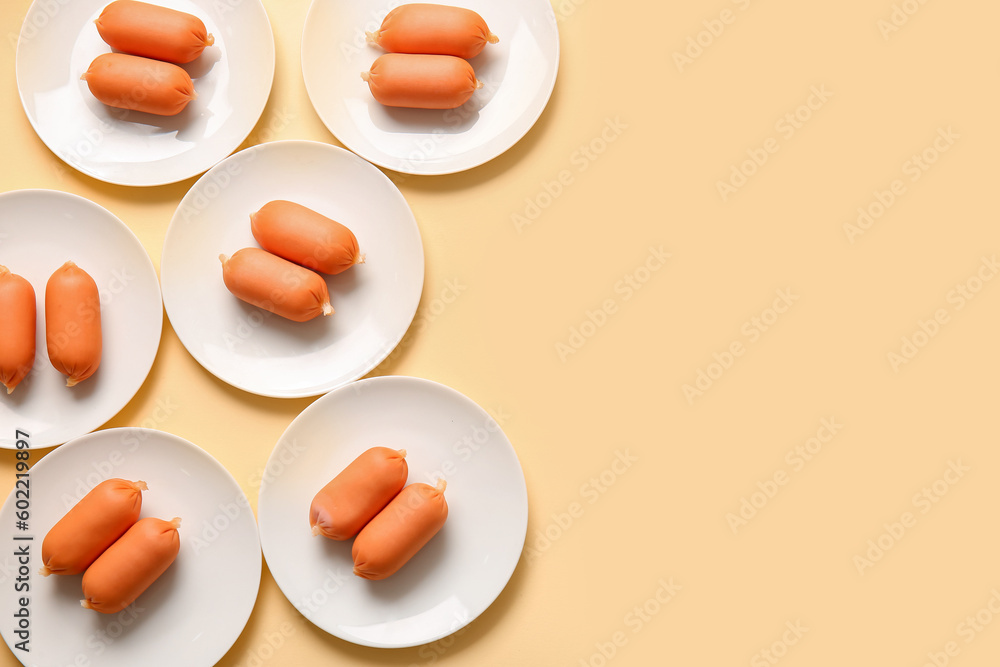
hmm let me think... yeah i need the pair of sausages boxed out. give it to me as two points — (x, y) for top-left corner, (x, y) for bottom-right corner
(82, 1), (214, 116)
(40, 478), (181, 614)
(0, 261), (101, 392)
(221, 200), (363, 323)
(363, 4), (498, 110)
(310, 447), (449, 580)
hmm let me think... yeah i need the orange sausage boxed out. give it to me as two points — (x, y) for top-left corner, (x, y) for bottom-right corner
(310, 447), (408, 540)
(39, 479), (146, 577)
(251, 201), (365, 276)
(367, 4), (498, 59)
(81, 517), (181, 614)
(220, 248), (333, 323)
(362, 54), (482, 110)
(82, 53), (195, 116)
(45, 261), (101, 388)
(352, 479), (448, 580)
(0, 266), (36, 395)
(96, 0), (215, 64)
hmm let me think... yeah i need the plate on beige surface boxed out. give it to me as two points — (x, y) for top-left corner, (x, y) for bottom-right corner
(160, 140), (424, 398)
(0, 189), (162, 449)
(15, 0), (274, 186)
(302, 0), (560, 174)
(0, 428), (261, 666)
(257, 376), (528, 648)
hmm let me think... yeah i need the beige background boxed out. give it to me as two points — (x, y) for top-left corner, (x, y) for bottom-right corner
(3, 0), (1000, 665)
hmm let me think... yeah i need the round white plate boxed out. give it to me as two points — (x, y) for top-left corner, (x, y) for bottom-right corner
(15, 0), (274, 187)
(0, 190), (162, 450)
(0, 428), (262, 667)
(302, 0), (560, 175)
(160, 140), (424, 398)
(258, 376), (528, 648)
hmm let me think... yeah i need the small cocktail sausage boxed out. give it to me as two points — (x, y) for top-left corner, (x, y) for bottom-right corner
(251, 200), (364, 276)
(362, 54), (482, 110)
(220, 248), (333, 322)
(82, 53), (196, 116)
(367, 4), (498, 59)
(310, 447), (408, 540)
(81, 517), (181, 614)
(96, 0), (215, 64)
(0, 266), (36, 395)
(352, 479), (448, 580)
(39, 479), (146, 576)
(45, 261), (102, 387)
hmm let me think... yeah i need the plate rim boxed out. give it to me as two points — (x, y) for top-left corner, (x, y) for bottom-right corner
(257, 374), (529, 648)
(0, 426), (263, 667)
(14, 0), (277, 187)
(0, 188), (164, 450)
(160, 139), (425, 399)
(300, 0), (561, 176)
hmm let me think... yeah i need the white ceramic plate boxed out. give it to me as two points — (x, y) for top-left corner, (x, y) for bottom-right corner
(160, 140), (424, 398)
(302, 0), (560, 175)
(0, 190), (162, 449)
(257, 375), (528, 648)
(15, 0), (274, 187)
(0, 428), (262, 667)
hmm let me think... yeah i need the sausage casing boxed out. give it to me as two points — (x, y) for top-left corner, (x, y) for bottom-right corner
(82, 53), (196, 116)
(352, 479), (448, 580)
(96, 0), (215, 64)
(362, 54), (482, 110)
(0, 265), (36, 394)
(81, 516), (181, 614)
(40, 479), (146, 576)
(310, 447), (408, 540)
(45, 261), (102, 387)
